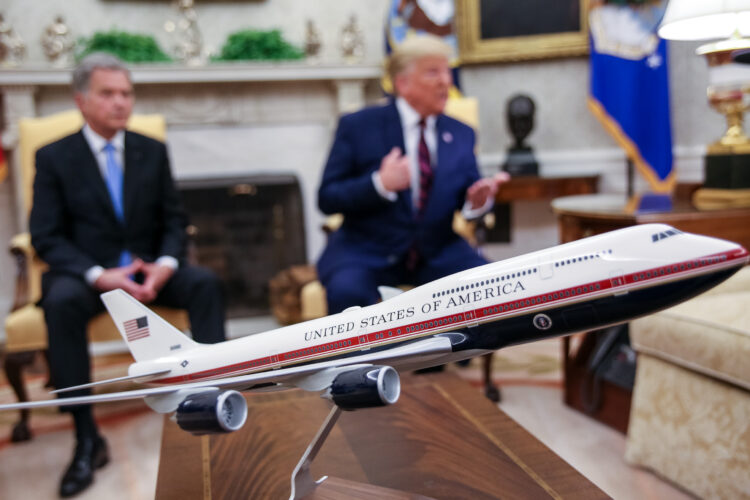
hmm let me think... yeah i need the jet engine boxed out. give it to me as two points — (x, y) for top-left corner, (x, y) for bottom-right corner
(325, 366), (401, 410)
(175, 390), (248, 435)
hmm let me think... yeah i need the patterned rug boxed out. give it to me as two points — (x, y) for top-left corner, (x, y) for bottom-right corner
(451, 338), (563, 389)
(0, 351), (150, 450)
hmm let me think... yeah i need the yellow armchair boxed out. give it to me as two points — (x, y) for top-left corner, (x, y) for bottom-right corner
(3, 110), (188, 442)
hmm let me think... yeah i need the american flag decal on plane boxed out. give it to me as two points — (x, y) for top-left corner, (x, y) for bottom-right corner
(124, 316), (150, 342)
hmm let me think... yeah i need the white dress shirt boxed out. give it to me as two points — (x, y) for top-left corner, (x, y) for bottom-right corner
(81, 125), (178, 286)
(372, 98), (492, 219)
(82, 124), (126, 181)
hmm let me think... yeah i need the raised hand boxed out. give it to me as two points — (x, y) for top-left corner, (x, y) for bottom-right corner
(466, 172), (511, 210)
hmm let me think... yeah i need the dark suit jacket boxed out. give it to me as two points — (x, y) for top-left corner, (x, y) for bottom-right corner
(316, 100), (481, 281)
(30, 129), (187, 280)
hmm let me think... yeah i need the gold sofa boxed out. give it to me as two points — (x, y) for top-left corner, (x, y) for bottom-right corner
(3, 110), (188, 442)
(625, 265), (750, 499)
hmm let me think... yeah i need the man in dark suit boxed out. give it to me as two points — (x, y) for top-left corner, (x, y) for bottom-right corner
(317, 35), (508, 314)
(29, 52), (226, 498)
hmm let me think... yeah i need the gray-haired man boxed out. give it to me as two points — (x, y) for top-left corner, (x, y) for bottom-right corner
(30, 52), (226, 497)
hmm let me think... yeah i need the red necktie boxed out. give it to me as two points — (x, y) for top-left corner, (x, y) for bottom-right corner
(417, 119), (433, 216)
(407, 119), (433, 272)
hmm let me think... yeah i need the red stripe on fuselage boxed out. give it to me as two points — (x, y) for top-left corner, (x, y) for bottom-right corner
(152, 249), (748, 385)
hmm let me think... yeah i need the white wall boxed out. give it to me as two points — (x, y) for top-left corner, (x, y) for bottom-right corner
(464, 38), (719, 261)
(2, 0), (390, 66)
(3, 1), (720, 153)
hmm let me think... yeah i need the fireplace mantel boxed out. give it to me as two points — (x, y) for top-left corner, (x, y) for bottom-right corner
(0, 62), (382, 148)
(0, 63), (382, 86)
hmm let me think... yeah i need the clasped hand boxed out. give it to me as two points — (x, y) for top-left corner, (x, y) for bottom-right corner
(93, 258), (174, 303)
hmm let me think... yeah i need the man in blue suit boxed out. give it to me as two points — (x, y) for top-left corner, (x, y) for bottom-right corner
(317, 35), (507, 314)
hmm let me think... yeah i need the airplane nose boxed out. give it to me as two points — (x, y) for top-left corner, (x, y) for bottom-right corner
(689, 232), (749, 265)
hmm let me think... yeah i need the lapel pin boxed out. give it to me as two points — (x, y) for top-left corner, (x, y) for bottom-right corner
(442, 131), (453, 143)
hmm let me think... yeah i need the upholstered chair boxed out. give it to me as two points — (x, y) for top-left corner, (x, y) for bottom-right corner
(625, 265), (750, 499)
(3, 110), (188, 442)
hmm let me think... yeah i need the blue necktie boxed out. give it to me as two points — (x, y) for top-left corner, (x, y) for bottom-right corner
(103, 143), (132, 268)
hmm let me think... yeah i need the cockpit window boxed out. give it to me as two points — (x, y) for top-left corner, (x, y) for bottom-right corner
(651, 229), (682, 242)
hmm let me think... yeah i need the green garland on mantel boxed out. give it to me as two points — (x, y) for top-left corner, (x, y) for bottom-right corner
(77, 30), (172, 63)
(213, 29), (304, 62)
(75, 28), (304, 64)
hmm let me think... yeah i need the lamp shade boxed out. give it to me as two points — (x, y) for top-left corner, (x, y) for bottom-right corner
(658, 0), (750, 40)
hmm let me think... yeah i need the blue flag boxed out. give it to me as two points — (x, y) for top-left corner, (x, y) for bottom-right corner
(588, 2), (674, 194)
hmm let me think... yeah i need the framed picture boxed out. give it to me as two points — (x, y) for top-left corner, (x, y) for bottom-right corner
(456, 0), (590, 64)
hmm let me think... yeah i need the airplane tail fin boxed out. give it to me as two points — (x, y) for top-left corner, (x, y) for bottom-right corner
(100, 289), (199, 363)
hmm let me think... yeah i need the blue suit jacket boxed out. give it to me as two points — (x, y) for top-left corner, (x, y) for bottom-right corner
(316, 100), (481, 281)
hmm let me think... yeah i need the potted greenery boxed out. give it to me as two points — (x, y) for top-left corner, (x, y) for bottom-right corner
(77, 30), (171, 63)
(214, 29), (304, 62)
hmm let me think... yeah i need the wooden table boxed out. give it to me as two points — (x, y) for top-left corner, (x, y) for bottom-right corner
(156, 372), (607, 500)
(495, 175), (600, 203)
(551, 189), (750, 434)
(552, 189), (750, 248)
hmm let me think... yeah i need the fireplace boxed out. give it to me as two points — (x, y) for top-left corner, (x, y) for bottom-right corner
(179, 175), (307, 318)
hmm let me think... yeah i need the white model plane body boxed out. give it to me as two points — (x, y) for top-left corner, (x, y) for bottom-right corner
(134, 222), (746, 383)
(1, 223), (747, 434)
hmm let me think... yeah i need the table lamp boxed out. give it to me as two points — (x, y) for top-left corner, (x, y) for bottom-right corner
(659, 0), (750, 189)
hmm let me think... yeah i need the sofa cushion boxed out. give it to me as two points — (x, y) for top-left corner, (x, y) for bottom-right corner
(630, 268), (750, 390)
(625, 354), (750, 500)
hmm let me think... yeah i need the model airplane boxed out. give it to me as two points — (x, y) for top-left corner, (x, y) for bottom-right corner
(1, 223), (747, 436)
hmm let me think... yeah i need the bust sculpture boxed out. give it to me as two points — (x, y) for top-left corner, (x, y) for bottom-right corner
(502, 94), (539, 176)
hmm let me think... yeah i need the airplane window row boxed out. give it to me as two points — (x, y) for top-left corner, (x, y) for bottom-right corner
(203, 365), (240, 377)
(201, 356), (270, 377)
(405, 315), (462, 333)
(632, 255), (727, 282)
(481, 283), (603, 316)
(286, 339), (354, 359)
(554, 249), (612, 268)
(432, 270), (539, 299)
(372, 330), (400, 340)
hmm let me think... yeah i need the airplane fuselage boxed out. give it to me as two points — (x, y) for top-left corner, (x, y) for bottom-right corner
(136, 224), (748, 385)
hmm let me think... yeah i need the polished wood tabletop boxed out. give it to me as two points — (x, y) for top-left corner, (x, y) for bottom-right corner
(551, 185), (750, 248)
(495, 175), (600, 203)
(156, 371), (608, 500)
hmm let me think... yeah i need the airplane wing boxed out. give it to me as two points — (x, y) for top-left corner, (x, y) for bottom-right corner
(0, 335), (455, 413)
